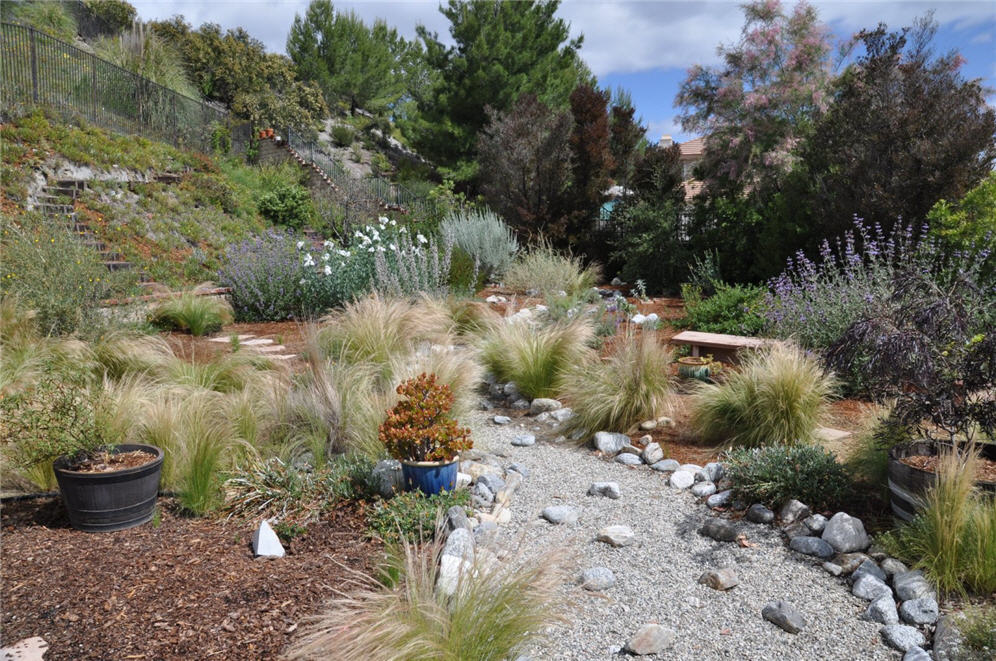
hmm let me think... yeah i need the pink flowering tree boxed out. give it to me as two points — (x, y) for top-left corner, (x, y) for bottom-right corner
(675, 0), (832, 194)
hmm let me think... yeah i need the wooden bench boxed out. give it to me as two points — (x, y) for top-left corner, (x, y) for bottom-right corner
(669, 331), (771, 363)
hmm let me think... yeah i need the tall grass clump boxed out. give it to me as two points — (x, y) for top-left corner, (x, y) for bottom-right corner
(503, 241), (600, 296)
(881, 449), (996, 596)
(174, 395), (238, 516)
(315, 295), (452, 383)
(480, 318), (594, 400)
(91, 329), (176, 380)
(3, 1), (78, 41)
(559, 331), (674, 436)
(690, 342), (836, 447)
(286, 538), (566, 661)
(96, 23), (199, 98)
(440, 208), (518, 281)
(149, 287), (233, 336)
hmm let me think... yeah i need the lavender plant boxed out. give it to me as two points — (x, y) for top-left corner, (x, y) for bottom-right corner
(218, 229), (315, 322)
(764, 219), (943, 350)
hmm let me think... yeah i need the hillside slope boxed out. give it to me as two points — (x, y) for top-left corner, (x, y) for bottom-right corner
(1, 110), (315, 285)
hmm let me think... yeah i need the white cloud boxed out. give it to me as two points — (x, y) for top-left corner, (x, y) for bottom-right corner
(561, 0), (996, 77)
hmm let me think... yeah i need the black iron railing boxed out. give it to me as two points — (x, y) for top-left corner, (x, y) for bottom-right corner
(0, 21), (237, 154)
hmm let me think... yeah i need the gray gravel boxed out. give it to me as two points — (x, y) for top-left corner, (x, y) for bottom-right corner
(467, 411), (899, 660)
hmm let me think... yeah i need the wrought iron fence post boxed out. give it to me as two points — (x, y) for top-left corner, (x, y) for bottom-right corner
(29, 26), (38, 103)
(90, 52), (97, 122)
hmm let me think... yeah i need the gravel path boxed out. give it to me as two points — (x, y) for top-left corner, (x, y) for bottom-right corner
(466, 410), (899, 660)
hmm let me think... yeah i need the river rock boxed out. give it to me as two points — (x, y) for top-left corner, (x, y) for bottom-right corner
(579, 567), (616, 591)
(789, 536), (835, 559)
(852, 575), (893, 601)
(822, 512), (870, 553)
(899, 597), (939, 625)
(624, 624), (675, 655)
(511, 433), (536, 446)
(529, 398), (562, 414)
(699, 518), (738, 542)
(880, 624), (925, 653)
(779, 499), (811, 524)
(615, 453), (644, 466)
(861, 595), (900, 625)
(641, 442), (664, 464)
(593, 431), (629, 455)
(761, 601), (806, 634)
(588, 481), (621, 499)
(893, 570), (936, 601)
(691, 481), (717, 497)
(596, 525), (636, 547)
(698, 568), (739, 590)
(540, 505), (578, 525)
(746, 504), (775, 524)
(669, 470), (695, 489)
(650, 459), (680, 473)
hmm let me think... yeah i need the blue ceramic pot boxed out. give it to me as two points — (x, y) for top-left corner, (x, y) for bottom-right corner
(401, 459), (458, 495)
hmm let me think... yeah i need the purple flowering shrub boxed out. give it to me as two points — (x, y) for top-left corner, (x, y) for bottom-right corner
(218, 230), (317, 322)
(763, 218), (993, 392)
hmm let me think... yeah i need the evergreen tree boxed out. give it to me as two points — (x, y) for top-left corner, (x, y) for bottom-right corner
(286, 0), (415, 114)
(404, 0), (587, 183)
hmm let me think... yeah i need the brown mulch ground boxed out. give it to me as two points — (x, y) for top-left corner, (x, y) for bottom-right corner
(165, 321), (310, 365)
(1, 498), (379, 660)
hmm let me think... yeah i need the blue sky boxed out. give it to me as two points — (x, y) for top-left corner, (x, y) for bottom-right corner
(131, 0), (996, 143)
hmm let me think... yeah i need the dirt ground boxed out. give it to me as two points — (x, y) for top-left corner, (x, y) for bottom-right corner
(1, 498), (379, 660)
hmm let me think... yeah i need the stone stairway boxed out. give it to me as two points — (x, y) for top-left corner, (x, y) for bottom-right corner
(37, 178), (153, 285)
(206, 333), (297, 361)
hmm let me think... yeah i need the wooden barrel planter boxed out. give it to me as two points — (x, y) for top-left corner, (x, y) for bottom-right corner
(887, 441), (996, 523)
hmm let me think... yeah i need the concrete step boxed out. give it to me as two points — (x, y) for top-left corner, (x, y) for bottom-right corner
(208, 334), (255, 343)
(251, 344), (287, 353)
(102, 260), (132, 271)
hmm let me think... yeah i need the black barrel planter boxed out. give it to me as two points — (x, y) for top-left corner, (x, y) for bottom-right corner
(53, 444), (164, 532)
(888, 440), (996, 523)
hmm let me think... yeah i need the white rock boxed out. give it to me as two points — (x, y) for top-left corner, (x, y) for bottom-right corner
(624, 624), (675, 655)
(588, 482), (621, 499)
(669, 470), (695, 490)
(596, 525), (636, 547)
(641, 442), (664, 464)
(630, 313), (647, 324)
(593, 431), (629, 455)
(456, 472), (472, 488)
(252, 520), (285, 558)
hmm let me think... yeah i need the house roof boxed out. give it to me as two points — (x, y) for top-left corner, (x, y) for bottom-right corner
(679, 137), (706, 160)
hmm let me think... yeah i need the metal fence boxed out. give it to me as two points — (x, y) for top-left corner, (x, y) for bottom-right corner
(286, 127), (438, 223)
(0, 21), (235, 154)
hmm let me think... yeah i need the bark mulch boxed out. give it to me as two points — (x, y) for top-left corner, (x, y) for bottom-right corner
(1, 497), (379, 660)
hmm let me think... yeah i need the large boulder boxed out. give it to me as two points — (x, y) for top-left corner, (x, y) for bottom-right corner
(593, 431), (629, 455)
(821, 512), (870, 553)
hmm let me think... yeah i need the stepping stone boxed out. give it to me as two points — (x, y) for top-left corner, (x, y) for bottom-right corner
(815, 427), (852, 442)
(241, 338), (275, 346)
(251, 344), (288, 353)
(208, 334), (254, 343)
(0, 637), (49, 661)
(267, 354), (297, 361)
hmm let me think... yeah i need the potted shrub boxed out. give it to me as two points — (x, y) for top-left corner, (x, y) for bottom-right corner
(677, 354), (723, 381)
(378, 373), (472, 495)
(0, 373), (163, 532)
(827, 266), (996, 521)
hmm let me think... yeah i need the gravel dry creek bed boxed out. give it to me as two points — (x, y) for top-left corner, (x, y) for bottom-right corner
(465, 410), (899, 661)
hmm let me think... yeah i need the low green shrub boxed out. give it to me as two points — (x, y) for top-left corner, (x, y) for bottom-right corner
(880, 450), (996, 596)
(1, 214), (135, 337)
(149, 290), (233, 336)
(225, 454), (376, 527)
(331, 125), (355, 147)
(958, 604), (996, 660)
(479, 318), (594, 400)
(258, 182), (314, 229)
(723, 444), (851, 511)
(367, 489), (470, 545)
(680, 282), (765, 336)
(690, 343), (836, 447)
(559, 331), (674, 437)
